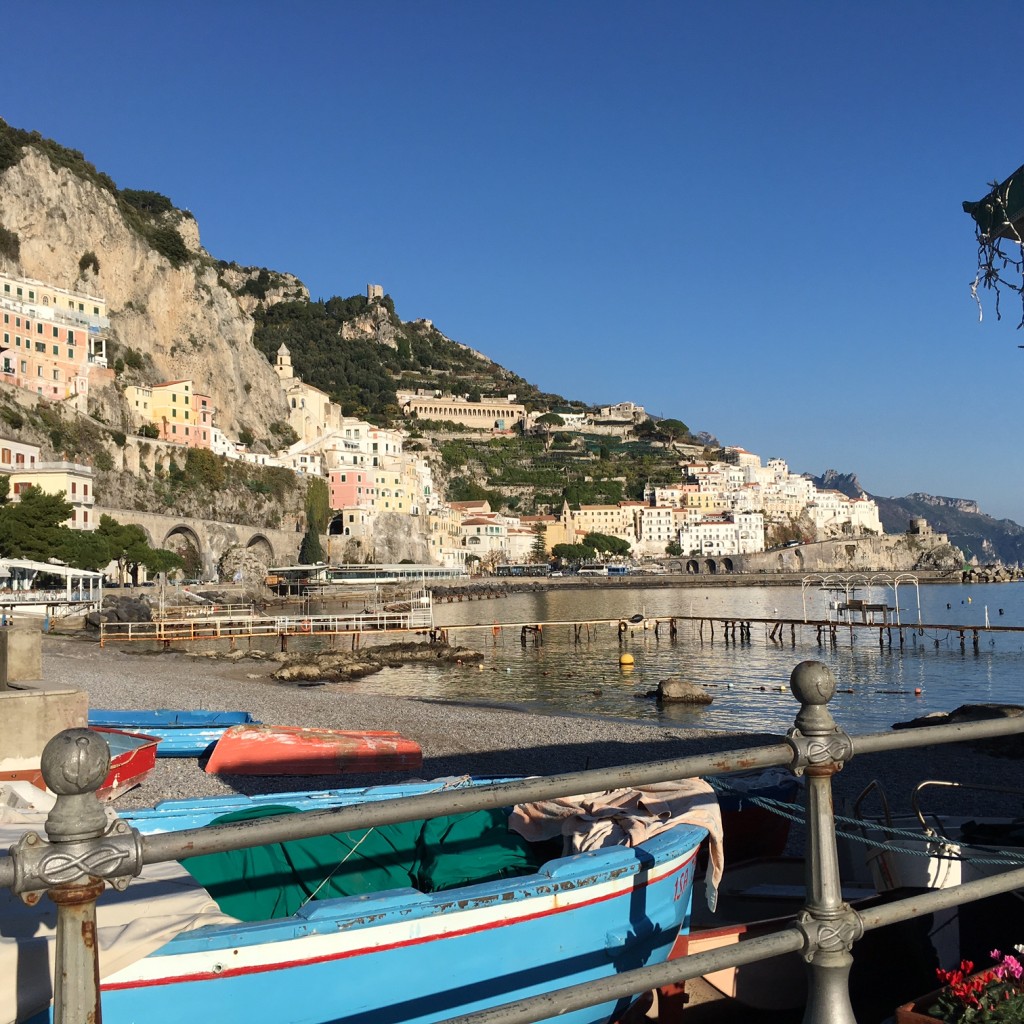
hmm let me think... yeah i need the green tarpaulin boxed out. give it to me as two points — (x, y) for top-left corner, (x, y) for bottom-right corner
(181, 806), (553, 922)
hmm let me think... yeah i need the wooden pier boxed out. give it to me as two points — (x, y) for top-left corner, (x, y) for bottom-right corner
(440, 614), (1024, 653)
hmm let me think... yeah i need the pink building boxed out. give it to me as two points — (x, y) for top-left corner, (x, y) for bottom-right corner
(1, 309), (91, 400)
(329, 468), (375, 509)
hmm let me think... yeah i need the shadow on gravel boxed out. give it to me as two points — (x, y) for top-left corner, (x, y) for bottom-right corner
(199, 732), (783, 798)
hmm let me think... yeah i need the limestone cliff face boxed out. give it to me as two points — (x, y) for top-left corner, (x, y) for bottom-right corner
(0, 147), (300, 437)
(340, 303), (399, 349)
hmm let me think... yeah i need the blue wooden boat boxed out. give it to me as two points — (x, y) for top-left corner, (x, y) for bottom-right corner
(23, 779), (708, 1024)
(87, 710), (259, 757)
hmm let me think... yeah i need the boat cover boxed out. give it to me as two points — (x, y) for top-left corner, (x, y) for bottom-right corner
(509, 778), (724, 910)
(180, 805), (553, 922)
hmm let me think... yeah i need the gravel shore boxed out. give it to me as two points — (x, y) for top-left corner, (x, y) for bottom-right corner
(39, 633), (1024, 823)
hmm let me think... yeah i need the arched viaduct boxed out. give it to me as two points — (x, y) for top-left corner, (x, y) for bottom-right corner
(94, 506), (302, 580)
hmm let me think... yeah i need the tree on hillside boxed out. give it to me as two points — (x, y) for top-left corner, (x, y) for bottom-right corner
(299, 528), (325, 565)
(305, 477), (330, 533)
(0, 487), (74, 561)
(143, 547), (185, 577)
(530, 523), (548, 562)
(96, 514), (185, 585)
(60, 530), (113, 572)
(534, 412), (565, 450)
(552, 542), (596, 564)
(657, 419), (689, 442)
(582, 532), (631, 557)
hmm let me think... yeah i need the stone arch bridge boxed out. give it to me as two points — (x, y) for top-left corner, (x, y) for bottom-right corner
(95, 506), (302, 580)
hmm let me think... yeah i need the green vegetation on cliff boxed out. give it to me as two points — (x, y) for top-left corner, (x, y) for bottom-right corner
(251, 292), (571, 423)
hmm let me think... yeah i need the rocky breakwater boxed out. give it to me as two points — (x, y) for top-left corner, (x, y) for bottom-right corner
(272, 641), (483, 685)
(84, 594), (153, 630)
(962, 564), (1024, 583)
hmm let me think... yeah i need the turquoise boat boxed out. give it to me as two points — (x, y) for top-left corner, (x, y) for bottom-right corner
(21, 779), (708, 1024)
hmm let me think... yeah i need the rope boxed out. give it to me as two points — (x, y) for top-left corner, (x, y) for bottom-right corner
(299, 827), (377, 907)
(706, 776), (1024, 868)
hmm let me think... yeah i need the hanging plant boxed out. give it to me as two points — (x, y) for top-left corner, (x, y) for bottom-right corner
(963, 166), (1024, 327)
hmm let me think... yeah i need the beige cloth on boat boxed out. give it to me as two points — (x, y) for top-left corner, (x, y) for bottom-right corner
(508, 778), (724, 911)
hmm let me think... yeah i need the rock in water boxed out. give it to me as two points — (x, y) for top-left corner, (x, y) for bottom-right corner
(656, 678), (712, 705)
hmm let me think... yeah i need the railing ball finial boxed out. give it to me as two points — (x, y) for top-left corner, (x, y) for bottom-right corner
(41, 728), (110, 843)
(790, 660), (837, 707)
(789, 660), (842, 743)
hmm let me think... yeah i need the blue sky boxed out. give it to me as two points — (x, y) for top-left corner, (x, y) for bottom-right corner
(3, 2), (1023, 521)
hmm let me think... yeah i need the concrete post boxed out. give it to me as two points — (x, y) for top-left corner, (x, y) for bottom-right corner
(0, 621), (43, 686)
(786, 660), (861, 1024)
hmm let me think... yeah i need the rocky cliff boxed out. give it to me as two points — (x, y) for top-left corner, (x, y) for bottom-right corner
(0, 134), (297, 437)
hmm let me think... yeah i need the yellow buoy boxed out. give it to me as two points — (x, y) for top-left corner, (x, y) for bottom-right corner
(619, 653), (634, 666)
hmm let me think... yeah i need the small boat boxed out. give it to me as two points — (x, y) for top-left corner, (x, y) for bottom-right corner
(204, 724), (424, 775)
(0, 728), (160, 802)
(8, 778), (711, 1024)
(675, 857), (876, 1011)
(88, 710), (260, 757)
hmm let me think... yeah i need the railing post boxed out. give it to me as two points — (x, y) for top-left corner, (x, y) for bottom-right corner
(786, 660), (862, 1024)
(5, 730), (144, 1023)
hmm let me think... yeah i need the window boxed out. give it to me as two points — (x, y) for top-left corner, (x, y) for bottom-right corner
(1, 449), (8, 463)
(67, 330), (73, 342)
(67, 349), (73, 359)
(35, 343), (44, 353)
(52, 345), (58, 356)
(84, 484), (88, 497)
(71, 482), (77, 495)
(53, 370), (59, 381)
(37, 323), (43, 334)
(52, 327), (58, 338)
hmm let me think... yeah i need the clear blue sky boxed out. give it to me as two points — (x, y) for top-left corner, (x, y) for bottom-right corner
(3, 2), (1022, 521)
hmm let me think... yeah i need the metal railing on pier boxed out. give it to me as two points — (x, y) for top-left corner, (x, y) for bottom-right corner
(4, 660), (1024, 1023)
(99, 604), (435, 647)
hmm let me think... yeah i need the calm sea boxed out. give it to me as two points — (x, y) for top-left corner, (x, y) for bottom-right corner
(339, 581), (1024, 736)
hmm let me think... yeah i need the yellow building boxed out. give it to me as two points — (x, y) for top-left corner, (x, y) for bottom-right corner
(8, 461), (96, 530)
(399, 392), (526, 431)
(125, 380), (213, 448)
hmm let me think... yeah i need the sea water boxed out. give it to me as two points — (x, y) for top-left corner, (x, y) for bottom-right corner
(336, 581), (1024, 736)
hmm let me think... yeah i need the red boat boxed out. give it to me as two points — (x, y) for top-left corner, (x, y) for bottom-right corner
(204, 724), (423, 776)
(0, 727), (161, 801)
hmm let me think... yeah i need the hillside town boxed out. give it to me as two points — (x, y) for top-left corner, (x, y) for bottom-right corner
(1, 271), (887, 575)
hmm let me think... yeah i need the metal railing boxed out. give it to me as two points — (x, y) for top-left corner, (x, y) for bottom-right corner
(99, 607), (435, 644)
(4, 659), (1024, 1024)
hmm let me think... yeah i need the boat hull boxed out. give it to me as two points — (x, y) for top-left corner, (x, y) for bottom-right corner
(0, 728), (159, 802)
(27, 782), (707, 1024)
(204, 724), (423, 775)
(88, 710), (259, 757)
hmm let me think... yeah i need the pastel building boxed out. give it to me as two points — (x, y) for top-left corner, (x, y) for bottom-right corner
(398, 391), (526, 432)
(428, 505), (466, 568)
(329, 468), (375, 509)
(6, 459), (96, 530)
(677, 512), (765, 557)
(124, 380), (213, 448)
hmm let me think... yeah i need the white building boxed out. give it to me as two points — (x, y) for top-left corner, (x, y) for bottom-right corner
(677, 512), (765, 557)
